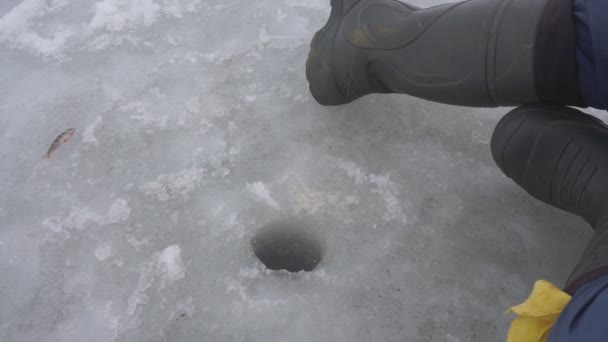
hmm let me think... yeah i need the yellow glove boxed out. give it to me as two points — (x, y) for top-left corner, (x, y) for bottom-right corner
(506, 280), (572, 342)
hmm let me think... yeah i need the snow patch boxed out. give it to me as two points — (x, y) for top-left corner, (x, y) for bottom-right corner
(170, 211), (180, 223)
(226, 278), (289, 311)
(161, 0), (184, 18)
(259, 26), (270, 44)
(339, 161), (408, 224)
(107, 198), (131, 224)
(176, 98), (200, 126)
(338, 161), (367, 185)
(103, 302), (120, 336)
(82, 115), (103, 146)
(141, 167), (206, 201)
(160, 0), (201, 18)
(42, 199), (130, 233)
(156, 245), (186, 284)
(87, 0), (202, 34)
(369, 174), (408, 224)
(88, 0), (161, 33)
(94, 242), (112, 261)
(0, 0), (74, 59)
(122, 244), (186, 331)
(184, 97), (200, 113)
(43, 207), (105, 233)
(126, 264), (154, 316)
(291, 184), (358, 222)
(121, 101), (168, 128)
(285, 0), (327, 11)
(247, 182), (280, 209)
(127, 235), (149, 251)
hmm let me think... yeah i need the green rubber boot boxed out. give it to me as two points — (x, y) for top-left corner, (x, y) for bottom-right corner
(306, 0), (580, 107)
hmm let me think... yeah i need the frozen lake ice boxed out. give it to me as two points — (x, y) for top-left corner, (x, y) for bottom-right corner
(0, 0), (596, 341)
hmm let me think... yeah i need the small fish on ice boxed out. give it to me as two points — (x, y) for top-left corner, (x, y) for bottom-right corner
(43, 128), (75, 159)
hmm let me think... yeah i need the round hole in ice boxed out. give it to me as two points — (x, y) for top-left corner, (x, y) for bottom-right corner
(251, 221), (322, 272)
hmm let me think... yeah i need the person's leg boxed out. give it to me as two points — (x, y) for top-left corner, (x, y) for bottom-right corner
(306, 0), (581, 107)
(491, 105), (608, 293)
(491, 106), (608, 341)
(573, 0), (608, 110)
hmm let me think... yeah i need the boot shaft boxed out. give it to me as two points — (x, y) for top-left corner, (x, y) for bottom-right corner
(307, 0), (582, 107)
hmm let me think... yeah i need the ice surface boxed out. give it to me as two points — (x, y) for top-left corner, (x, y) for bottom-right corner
(0, 0), (594, 341)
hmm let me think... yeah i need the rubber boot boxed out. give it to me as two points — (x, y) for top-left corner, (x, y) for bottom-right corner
(491, 106), (608, 227)
(491, 106), (608, 294)
(306, 0), (581, 107)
